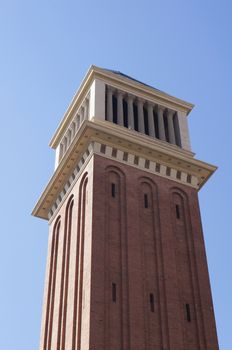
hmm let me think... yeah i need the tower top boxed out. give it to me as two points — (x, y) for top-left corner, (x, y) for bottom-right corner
(49, 65), (194, 149)
(32, 65), (216, 220)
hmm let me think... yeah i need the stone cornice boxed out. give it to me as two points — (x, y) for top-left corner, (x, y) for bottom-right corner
(32, 119), (217, 220)
(94, 66), (194, 112)
(49, 65), (194, 149)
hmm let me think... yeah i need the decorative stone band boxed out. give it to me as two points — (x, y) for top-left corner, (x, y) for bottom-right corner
(48, 140), (198, 221)
(48, 143), (93, 220)
(93, 141), (198, 187)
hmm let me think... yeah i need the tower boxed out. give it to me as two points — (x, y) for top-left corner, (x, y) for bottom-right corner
(33, 66), (219, 349)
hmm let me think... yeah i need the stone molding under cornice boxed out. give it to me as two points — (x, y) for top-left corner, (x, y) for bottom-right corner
(47, 140), (197, 223)
(32, 120), (217, 221)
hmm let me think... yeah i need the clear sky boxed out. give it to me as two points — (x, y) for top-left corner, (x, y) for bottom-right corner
(0, 0), (231, 349)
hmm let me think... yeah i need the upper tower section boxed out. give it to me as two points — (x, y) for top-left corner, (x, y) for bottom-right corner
(33, 66), (216, 220)
(51, 65), (193, 169)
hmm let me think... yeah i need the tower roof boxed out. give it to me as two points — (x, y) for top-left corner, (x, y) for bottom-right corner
(102, 68), (164, 92)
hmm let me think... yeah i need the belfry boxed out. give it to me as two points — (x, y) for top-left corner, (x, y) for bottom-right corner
(33, 66), (219, 349)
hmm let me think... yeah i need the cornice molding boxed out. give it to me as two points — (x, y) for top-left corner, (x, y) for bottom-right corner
(32, 120), (217, 221)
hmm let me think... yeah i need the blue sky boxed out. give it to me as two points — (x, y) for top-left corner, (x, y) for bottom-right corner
(0, 0), (231, 348)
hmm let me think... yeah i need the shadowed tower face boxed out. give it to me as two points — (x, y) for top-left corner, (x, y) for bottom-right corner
(33, 66), (219, 350)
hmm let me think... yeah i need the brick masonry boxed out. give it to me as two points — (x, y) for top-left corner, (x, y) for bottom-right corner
(90, 154), (218, 350)
(40, 153), (218, 350)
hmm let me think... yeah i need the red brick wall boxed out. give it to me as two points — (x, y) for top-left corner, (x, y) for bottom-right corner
(90, 154), (218, 350)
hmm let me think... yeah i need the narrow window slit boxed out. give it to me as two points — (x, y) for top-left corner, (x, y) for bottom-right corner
(166, 167), (171, 176)
(112, 283), (116, 302)
(177, 170), (181, 179)
(112, 95), (117, 124)
(186, 303), (191, 322)
(187, 174), (192, 183)
(145, 159), (150, 169)
(123, 99), (128, 127)
(111, 183), (116, 198)
(134, 156), (139, 165)
(176, 204), (180, 219)
(112, 148), (117, 157)
(144, 107), (149, 135)
(150, 293), (154, 312)
(123, 152), (128, 161)
(144, 194), (148, 208)
(155, 163), (160, 172)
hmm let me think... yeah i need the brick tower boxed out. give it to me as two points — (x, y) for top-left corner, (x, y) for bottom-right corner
(33, 66), (219, 350)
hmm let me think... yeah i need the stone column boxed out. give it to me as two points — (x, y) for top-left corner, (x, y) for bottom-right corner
(147, 103), (155, 137)
(127, 95), (134, 129)
(84, 99), (89, 120)
(167, 109), (176, 145)
(117, 91), (124, 126)
(80, 106), (84, 123)
(67, 129), (72, 146)
(107, 88), (113, 122)
(63, 136), (68, 152)
(137, 99), (145, 133)
(158, 106), (166, 141)
(71, 121), (76, 139)
(75, 114), (80, 129)
(59, 143), (64, 160)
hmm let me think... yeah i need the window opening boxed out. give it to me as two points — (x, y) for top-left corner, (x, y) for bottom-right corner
(153, 110), (159, 138)
(123, 152), (128, 161)
(155, 163), (160, 173)
(112, 95), (117, 124)
(145, 159), (150, 169)
(112, 283), (116, 302)
(144, 194), (148, 208)
(111, 183), (116, 197)
(176, 204), (180, 219)
(144, 107), (149, 135)
(133, 103), (138, 131)
(112, 148), (117, 157)
(163, 112), (169, 142)
(100, 144), (106, 154)
(177, 170), (181, 179)
(134, 156), (139, 165)
(166, 167), (171, 176)
(150, 293), (155, 312)
(186, 303), (191, 322)
(123, 99), (128, 127)
(187, 174), (192, 183)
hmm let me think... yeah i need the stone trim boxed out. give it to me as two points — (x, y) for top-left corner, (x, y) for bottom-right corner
(49, 139), (199, 221)
(57, 93), (90, 167)
(48, 143), (93, 221)
(93, 141), (198, 189)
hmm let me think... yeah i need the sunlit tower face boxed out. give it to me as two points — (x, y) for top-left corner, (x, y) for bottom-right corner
(33, 66), (219, 350)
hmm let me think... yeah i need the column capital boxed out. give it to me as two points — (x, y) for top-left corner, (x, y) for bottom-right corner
(127, 94), (134, 101)
(107, 86), (114, 94)
(117, 90), (124, 97)
(137, 97), (146, 105)
(82, 99), (88, 107)
(147, 102), (154, 110)
(158, 104), (167, 111)
(167, 108), (175, 116)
